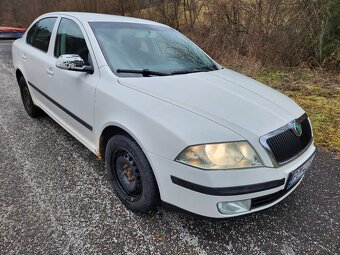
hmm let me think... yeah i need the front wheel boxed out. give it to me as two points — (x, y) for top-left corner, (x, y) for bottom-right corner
(105, 135), (160, 213)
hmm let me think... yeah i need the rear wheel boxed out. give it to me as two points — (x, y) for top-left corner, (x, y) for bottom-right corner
(19, 76), (42, 118)
(105, 135), (160, 213)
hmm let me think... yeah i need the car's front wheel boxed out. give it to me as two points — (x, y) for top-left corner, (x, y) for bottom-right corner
(105, 135), (160, 213)
(19, 76), (42, 118)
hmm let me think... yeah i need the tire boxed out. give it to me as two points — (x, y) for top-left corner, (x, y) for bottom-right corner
(105, 135), (160, 213)
(19, 76), (42, 118)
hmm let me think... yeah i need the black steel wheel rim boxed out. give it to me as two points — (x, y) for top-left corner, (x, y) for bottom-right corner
(113, 149), (142, 201)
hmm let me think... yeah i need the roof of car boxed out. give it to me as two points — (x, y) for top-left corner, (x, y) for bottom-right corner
(45, 12), (168, 27)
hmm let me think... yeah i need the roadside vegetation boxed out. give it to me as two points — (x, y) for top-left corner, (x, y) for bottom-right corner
(254, 68), (339, 153)
(0, 0), (339, 152)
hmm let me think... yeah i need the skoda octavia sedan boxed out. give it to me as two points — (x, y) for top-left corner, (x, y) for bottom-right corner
(12, 12), (315, 218)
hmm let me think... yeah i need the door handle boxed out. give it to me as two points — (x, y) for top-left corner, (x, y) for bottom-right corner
(46, 67), (54, 76)
(22, 54), (27, 61)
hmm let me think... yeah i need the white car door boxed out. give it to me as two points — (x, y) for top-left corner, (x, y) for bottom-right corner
(21, 17), (58, 102)
(44, 17), (100, 150)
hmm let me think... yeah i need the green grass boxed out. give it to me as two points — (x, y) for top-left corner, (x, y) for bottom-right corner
(254, 68), (340, 152)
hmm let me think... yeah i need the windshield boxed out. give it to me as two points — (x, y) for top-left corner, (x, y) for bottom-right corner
(89, 22), (218, 77)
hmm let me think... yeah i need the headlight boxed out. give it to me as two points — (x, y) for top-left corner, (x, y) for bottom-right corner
(175, 141), (263, 170)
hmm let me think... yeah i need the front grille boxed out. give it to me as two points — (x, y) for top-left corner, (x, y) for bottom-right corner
(265, 116), (312, 164)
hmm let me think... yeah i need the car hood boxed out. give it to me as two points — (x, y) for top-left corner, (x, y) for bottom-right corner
(118, 69), (304, 138)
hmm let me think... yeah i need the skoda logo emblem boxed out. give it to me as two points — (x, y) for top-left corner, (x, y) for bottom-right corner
(291, 121), (303, 137)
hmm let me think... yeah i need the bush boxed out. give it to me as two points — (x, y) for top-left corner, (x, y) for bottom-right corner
(0, 0), (338, 70)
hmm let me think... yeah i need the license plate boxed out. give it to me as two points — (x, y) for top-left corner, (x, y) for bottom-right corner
(286, 153), (315, 189)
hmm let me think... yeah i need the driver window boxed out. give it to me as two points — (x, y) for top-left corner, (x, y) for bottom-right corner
(54, 18), (90, 65)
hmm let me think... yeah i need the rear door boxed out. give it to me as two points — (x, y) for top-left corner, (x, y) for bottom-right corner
(44, 17), (100, 149)
(22, 17), (57, 98)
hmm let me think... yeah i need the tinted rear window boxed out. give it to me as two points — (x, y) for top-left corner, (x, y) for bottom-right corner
(27, 17), (57, 52)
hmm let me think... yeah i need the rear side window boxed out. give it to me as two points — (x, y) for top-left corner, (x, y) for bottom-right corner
(54, 18), (90, 65)
(26, 17), (57, 52)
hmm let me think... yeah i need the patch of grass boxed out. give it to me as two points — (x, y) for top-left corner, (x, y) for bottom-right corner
(293, 96), (339, 151)
(254, 68), (340, 152)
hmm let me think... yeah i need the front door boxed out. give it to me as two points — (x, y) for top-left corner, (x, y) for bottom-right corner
(45, 17), (100, 149)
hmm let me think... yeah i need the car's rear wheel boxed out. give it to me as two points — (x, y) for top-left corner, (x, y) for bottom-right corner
(19, 77), (42, 118)
(105, 135), (160, 213)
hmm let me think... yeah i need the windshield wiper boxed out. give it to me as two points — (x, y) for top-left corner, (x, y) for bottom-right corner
(171, 66), (218, 75)
(117, 69), (170, 77)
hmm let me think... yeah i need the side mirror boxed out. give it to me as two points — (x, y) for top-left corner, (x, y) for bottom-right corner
(56, 54), (94, 74)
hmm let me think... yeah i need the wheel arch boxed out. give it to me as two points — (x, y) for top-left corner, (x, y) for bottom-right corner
(99, 124), (143, 162)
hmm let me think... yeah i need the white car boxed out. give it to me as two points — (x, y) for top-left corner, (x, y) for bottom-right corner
(12, 12), (315, 218)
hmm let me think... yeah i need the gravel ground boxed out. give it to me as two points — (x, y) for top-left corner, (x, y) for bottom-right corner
(0, 40), (339, 255)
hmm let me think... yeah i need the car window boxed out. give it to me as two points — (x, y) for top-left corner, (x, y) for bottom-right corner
(90, 22), (217, 77)
(27, 17), (57, 52)
(26, 23), (38, 45)
(54, 18), (90, 65)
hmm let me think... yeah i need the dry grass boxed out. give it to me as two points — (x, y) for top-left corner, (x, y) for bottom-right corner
(252, 68), (340, 153)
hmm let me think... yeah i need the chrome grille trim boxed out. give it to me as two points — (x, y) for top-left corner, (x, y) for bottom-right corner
(259, 113), (313, 168)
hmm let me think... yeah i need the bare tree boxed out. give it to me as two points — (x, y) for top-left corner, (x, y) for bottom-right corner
(153, 0), (182, 29)
(183, 0), (205, 30)
(0, 0), (337, 69)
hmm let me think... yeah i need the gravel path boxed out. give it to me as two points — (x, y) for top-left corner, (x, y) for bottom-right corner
(0, 40), (339, 254)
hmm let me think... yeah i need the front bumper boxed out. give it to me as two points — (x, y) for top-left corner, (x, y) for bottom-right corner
(148, 143), (316, 218)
